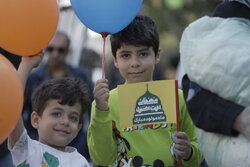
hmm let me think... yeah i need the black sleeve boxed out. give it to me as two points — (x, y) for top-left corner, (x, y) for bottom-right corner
(182, 74), (244, 136)
(0, 47), (21, 70)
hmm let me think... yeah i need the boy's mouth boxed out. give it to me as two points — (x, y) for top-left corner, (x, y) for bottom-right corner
(54, 129), (70, 135)
(128, 71), (144, 77)
(128, 71), (144, 75)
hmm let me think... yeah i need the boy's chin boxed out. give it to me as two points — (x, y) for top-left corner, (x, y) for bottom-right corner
(126, 79), (150, 84)
(55, 139), (72, 147)
(50, 140), (72, 150)
(47, 138), (72, 148)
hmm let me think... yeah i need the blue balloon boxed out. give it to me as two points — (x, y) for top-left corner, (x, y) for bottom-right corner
(70, 0), (143, 34)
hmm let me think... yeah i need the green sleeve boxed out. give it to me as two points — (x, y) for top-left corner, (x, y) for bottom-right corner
(178, 90), (204, 167)
(87, 101), (117, 166)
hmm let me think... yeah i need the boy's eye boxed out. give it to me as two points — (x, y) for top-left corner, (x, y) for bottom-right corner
(140, 52), (148, 57)
(69, 115), (79, 122)
(52, 112), (61, 117)
(120, 54), (130, 59)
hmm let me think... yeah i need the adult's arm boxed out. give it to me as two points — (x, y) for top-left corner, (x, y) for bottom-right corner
(182, 74), (244, 136)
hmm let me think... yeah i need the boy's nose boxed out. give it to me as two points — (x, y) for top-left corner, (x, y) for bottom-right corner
(130, 56), (140, 67)
(60, 115), (70, 125)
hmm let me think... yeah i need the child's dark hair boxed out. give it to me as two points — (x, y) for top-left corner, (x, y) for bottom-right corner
(31, 77), (90, 123)
(110, 15), (159, 58)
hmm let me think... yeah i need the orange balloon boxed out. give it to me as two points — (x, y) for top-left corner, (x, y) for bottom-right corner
(0, 0), (59, 56)
(0, 54), (23, 144)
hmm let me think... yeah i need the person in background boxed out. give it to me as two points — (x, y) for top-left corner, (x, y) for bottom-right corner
(79, 48), (101, 84)
(182, 0), (250, 143)
(180, 0), (250, 166)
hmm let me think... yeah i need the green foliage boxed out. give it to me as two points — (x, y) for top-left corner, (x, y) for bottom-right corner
(142, 0), (219, 65)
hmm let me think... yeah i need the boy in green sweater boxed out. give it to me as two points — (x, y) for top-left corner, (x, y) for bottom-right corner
(88, 15), (203, 167)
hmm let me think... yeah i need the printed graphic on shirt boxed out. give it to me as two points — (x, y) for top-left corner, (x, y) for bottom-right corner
(16, 152), (59, 167)
(43, 152), (59, 167)
(112, 121), (177, 167)
(42, 161), (48, 167)
(118, 80), (178, 130)
(17, 160), (29, 167)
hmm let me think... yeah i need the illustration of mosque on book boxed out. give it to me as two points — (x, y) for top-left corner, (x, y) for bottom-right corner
(133, 84), (167, 125)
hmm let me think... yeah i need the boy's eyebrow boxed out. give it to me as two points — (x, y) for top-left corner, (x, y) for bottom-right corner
(52, 107), (80, 116)
(117, 50), (131, 54)
(137, 48), (149, 53)
(52, 107), (64, 111)
(70, 111), (80, 116)
(118, 47), (149, 54)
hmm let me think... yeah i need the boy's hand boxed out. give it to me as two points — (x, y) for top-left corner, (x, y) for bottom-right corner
(21, 51), (44, 70)
(94, 79), (109, 111)
(173, 132), (192, 161)
(18, 51), (44, 89)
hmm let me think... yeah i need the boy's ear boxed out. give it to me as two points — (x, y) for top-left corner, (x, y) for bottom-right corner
(155, 49), (161, 64)
(31, 111), (40, 129)
(114, 57), (118, 68)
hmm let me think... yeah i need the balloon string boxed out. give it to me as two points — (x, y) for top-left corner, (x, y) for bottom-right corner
(102, 36), (106, 79)
(101, 32), (109, 79)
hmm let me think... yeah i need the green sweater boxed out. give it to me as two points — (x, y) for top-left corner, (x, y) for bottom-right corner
(88, 88), (203, 167)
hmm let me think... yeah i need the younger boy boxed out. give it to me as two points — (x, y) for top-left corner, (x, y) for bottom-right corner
(88, 15), (203, 167)
(8, 55), (90, 167)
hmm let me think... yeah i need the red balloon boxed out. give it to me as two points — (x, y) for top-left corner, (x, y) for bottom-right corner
(0, 54), (23, 144)
(0, 0), (59, 56)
